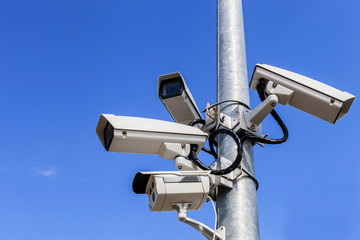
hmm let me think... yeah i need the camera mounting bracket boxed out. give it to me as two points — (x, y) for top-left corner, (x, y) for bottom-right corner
(174, 203), (226, 240)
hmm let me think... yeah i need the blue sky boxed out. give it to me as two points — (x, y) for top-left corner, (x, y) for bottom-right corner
(0, 0), (359, 239)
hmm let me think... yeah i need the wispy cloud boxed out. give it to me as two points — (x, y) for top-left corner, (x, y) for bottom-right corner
(37, 167), (58, 177)
(0, 166), (15, 173)
(28, 166), (59, 177)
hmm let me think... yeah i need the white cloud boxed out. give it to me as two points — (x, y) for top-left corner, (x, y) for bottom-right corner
(0, 166), (15, 173)
(36, 167), (58, 177)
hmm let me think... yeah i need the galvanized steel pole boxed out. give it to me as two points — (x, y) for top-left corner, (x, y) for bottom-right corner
(216, 0), (260, 240)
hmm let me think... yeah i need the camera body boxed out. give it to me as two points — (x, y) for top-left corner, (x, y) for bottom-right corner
(96, 114), (208, 160)
(158, 72), (202, 125)
(250, 64), (355, 123)
(133, 171), (211, 212)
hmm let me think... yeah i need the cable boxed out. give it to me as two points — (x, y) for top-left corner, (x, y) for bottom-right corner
(187, 78), (289, 176)
(188, 118), (205, 126)
(239, 79), (289, 144)
(188, 119), (246, 176)
(201, 147), (213, 155)
(188, 119), (259, 189)
(206, 196), (217, 240)
(241, 167), (259, 190)
(188, 128), (243, 175)
(188, 119), (215, 158)
(202, 99), (251, 113)
(208, 128), (243, 175)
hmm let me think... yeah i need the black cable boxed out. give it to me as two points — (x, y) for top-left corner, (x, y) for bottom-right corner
(240, 79), (289, 144)
(188, 128), (243, 175)
(188, 144), (211, 170)
(208, 128), (243, 175)
(187, 119), (259, 188)
(241, 168), (259, 191)
(202, 100), (251, 113)
(188, 119), (215, 158)
(188, 119), (205, 126)
(201, 147), (212, 155)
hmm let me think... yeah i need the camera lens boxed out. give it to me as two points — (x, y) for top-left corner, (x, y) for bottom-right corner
(159, 77), (184, 99)
(104, 123), (114, 151)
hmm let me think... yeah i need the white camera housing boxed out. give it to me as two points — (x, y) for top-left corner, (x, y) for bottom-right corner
(249, 64), (355, 124)
(96, 114), (208, 160)
(132, 171), (210, 212)
(158, 72), (202, 125)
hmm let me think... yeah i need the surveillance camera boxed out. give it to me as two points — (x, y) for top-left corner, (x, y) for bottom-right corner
(249, 64), (355, 123)
(132, 171), (210, 212)
(95, 114), (208, 160)
(158, 72), (202, 125)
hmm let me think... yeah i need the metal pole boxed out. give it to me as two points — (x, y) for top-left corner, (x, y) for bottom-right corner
(216, 0), (260, 239)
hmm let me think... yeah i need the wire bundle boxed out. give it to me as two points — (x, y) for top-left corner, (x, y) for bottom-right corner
(187, 81), (289, 189)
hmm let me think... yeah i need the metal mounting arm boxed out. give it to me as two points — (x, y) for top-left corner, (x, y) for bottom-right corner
(244, 81), (294, 132)
(244, 94), (278, 131)
(174, 203), (225, 240)
(174, 156), (201, 171)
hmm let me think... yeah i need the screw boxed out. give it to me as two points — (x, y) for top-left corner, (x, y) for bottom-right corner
(272, 83), (277, 88)
(178, 166), (182, 170)
(122, 131), (127, 135)
(272, 103), (276, 107)
(250, 124), (255, 129)
(330, 99), (335, 103)
(220, 116), (225, 122)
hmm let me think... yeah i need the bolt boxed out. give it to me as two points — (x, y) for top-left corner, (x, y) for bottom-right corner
(178, 166), (182, 170)
(272, 83), (277, 88)
(250, 124), (255, 129)
(330, 99), (335, 103)
(181, 144), (185, 148)
(272, 103), (276, 107)
(122, 130), (127, 135)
